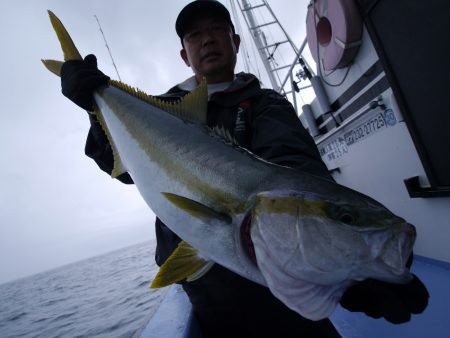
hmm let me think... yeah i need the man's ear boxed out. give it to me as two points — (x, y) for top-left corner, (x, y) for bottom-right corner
(180, 49), (190, 67)
(233, 34), (241, 53)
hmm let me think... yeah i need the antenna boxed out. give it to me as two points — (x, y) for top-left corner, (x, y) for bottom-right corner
(94, 15), (122, 81)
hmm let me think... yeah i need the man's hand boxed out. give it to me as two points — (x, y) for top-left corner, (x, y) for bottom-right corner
(340, 274), (429, 323)
(61, 54), (110, 111)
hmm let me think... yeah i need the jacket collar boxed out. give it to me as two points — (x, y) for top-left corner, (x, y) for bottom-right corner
(177, 75), (234, 98)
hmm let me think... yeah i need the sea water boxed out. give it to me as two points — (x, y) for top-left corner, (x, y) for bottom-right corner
(0, 241), (166, 338)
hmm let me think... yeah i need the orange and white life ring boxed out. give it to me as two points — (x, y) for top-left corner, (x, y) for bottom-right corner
(306, 0), (363, 70)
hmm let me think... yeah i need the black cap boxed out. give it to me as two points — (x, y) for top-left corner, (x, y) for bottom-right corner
(176, 0), (235, 39)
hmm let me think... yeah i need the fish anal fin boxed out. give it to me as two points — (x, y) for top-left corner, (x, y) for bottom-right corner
(161, 192), (231, 224)
(151, 241), (211, 288)
(93, 105), (127, 178)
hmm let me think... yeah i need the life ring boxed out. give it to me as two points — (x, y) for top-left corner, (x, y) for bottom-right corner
(306, 0), (363, 70)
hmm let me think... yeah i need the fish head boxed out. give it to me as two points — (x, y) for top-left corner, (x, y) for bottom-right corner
(248, 189), (416, 286)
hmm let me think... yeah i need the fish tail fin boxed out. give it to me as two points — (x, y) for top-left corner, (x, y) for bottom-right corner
(41, 59), (64, 77)
(42, 10), (83, 77)
(43, 11), (127, 179)
(47, 10), (82, 61)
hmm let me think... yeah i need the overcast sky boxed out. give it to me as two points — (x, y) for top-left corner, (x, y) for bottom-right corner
(0, 0), (308, 284)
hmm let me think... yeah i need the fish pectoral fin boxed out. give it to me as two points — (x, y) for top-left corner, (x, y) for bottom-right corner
(161, 192), (232, 224)
(151, 241), (213, 288)
(186, 261), (215, 282)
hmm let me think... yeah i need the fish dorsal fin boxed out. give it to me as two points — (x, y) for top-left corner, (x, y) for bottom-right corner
(109, 79), (208, 124)
(175, 79), (208, 124)
(161, 192), (232, 224)
(151, 241), (213, 288)
(211, 126), (239, 145)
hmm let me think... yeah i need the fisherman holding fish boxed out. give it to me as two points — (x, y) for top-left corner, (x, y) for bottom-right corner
(58, 1), (428, 337)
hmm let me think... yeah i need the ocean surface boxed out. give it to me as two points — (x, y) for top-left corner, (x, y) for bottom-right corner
(0, 241), (167, 338)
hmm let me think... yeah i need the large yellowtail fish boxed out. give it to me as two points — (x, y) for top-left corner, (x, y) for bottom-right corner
(42, 11), (416, 320)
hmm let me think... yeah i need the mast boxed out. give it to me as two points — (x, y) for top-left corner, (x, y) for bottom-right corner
(239, 0), (280, 91)
(234, 0), (313, 112)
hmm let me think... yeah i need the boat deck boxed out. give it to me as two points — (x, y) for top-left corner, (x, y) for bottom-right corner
(140, 256), (450, 338)
(331, 256), (450, 338)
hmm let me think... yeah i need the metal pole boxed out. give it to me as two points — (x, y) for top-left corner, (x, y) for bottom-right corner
(239, 0), (280, 90)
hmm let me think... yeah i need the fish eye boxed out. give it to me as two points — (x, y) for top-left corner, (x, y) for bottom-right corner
(340, 213), (355, 224)
(325, 204), (359, 225)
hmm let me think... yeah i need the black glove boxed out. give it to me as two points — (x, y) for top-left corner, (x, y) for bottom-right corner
(340, 274), (429, 324)
(61, 54), (110, 111)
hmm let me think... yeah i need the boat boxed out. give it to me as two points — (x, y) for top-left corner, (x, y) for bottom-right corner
(140, 1), (450, 337)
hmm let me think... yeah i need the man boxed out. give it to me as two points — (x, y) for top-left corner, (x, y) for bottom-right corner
(61, 1), (428, 337)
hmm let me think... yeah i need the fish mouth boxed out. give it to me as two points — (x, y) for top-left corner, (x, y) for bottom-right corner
(399, 222), (416, 267)
(240, 211), (257, 265)
(378, 222), (416, 279)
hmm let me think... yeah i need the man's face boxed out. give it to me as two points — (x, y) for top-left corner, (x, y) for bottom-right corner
(180, 17), (240, 83)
